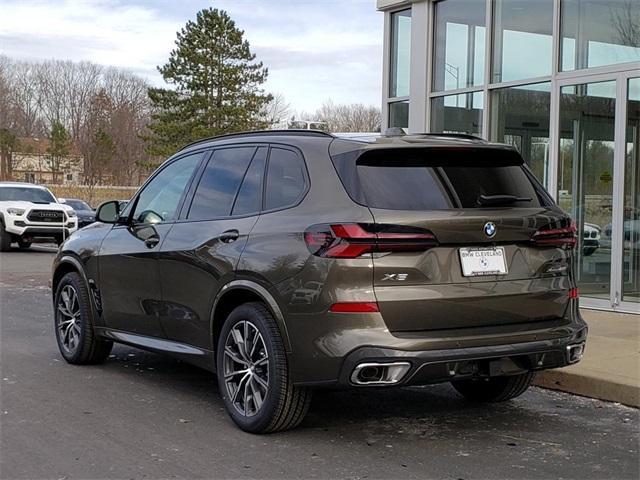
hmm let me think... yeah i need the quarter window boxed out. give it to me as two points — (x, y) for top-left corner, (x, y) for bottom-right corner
(132, 153), (201, 224)
(188, 147), (256, 220)
(265, 148), (307, 211)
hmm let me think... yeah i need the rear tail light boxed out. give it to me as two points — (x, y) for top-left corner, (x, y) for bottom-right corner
(304, 223), (439, 258)
(532, 221), (577, 249)
(568, 287), (579, 299)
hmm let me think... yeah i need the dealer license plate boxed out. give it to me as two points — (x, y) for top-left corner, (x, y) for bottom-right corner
(459, 247), (507, 277)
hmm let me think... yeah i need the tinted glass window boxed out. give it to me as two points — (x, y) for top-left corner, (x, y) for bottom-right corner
(188, 147), (256, 220)
(332, 148), (546, 210)
(133, 153), (201, 223)
(431, 91), (484, 135)
(442, 165), (541, 208)
(389, 101), (409, 129)
(358, 165), (452, 210)
(265, 148), (306, 210)
(232, 147), (267, 216)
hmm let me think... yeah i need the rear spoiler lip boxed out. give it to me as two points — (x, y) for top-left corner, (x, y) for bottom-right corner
(329, 137), (519, 158)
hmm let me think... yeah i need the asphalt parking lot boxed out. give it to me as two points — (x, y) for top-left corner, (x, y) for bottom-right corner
(1, 246), (638, 480)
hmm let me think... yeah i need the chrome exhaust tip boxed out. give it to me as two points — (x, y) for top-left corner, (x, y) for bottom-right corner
(350, 362), (411, 385)
(566, 343), (585, 364)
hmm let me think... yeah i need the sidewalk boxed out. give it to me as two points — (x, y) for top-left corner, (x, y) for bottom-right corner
(534, 309), (640, 408)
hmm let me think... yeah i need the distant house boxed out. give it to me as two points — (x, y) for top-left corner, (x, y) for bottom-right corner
(11, 137), (84, 185)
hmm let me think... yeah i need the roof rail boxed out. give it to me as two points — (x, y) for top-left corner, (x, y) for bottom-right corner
(413, 132), (485, 141)
(179, 129), (335, 151)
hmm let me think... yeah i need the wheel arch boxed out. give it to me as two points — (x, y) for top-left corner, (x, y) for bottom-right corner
(211, 280), (291, 354)
(52, 255), (89, 297)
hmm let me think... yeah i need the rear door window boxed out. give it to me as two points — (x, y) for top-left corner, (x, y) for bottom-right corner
(187, 147), (255, 220)
(265, 148), (307, 210)
(232, 147), (267, 216)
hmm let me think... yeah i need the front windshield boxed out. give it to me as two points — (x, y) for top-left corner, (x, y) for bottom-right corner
(65, 199), (91, 210)
(0, 186), (57, 204)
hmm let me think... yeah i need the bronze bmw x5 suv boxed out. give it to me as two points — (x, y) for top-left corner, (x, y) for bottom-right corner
(51, 130), (587, 433)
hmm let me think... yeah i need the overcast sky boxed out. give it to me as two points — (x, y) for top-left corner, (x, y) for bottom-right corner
(0, 0), (383, 113)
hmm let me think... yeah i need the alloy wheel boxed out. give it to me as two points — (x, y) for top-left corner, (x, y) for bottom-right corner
(56, 285), (81, 353)
(223, 320), (269, 417)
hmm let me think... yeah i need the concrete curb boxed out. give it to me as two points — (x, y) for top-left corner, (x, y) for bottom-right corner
(534, 370), (640, 408)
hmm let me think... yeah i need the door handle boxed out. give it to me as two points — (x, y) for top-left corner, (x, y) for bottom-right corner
(145, 236), (160, 248)
(219, 229), (240, 243)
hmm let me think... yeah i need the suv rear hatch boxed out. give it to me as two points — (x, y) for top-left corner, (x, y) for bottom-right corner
(330, 141), (576, 333)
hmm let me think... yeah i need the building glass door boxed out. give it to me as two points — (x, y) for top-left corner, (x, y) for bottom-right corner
(558, 79), (616, 300)
(623, 78), (640, 306)
(557, 74), (640, 313)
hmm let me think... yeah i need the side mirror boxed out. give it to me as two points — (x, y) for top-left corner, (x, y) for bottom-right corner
(58, 197), (67, 203)
(96, 200), (121, 224)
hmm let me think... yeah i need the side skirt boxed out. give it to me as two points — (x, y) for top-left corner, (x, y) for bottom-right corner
(96, 327), (216, 372)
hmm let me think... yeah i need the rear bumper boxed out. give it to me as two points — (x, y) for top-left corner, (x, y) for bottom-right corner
(288, 302), (587, 388)
(337, 329), (587, 387)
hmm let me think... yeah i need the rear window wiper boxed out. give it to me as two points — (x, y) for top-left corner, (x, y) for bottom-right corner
(477, 194), (532, 206)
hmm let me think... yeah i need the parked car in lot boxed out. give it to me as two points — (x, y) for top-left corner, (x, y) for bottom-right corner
(0, 182), (77, 251)
(51, 130), (587, 433)
(582, 222), (600, 256)
(603, 217), (640, 250)
(60, 198), (95, 228)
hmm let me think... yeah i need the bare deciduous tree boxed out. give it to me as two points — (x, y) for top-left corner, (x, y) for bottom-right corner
(81, 91), (115, 198)
(262, 93), (291, 127)
(313, 100), (381, 133)
(0, 56), (156, 185)
(612, 0), (640, 48)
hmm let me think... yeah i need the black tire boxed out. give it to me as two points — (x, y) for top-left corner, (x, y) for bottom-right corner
(452, 372), (535, 403)
(216, 302), (312, 433)
(54, 271), (113, 364)
(17, 239), (31, 249)
(583, 247), (597, 257)
(0, 224), (12, 252)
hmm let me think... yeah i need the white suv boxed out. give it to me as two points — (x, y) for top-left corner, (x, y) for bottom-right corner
(0, 182), (77, 251)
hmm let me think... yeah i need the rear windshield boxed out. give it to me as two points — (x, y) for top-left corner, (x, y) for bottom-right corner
(332, 147), (549, 210)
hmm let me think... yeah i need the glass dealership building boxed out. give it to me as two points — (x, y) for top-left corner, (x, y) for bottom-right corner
(378, 0), (639, 313)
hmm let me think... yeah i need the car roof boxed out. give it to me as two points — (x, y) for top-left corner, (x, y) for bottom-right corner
(176, 129), (513, 154)
(178, 130), (334, 155)
(0, 182), (49, 189)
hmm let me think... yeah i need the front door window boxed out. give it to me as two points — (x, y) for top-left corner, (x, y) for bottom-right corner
(132, 153), (202, 224)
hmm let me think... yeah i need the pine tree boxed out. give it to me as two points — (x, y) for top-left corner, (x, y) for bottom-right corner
(145, 8), (272, 156)
(0, 129), (19, 181)
(47, 120), (70, 181)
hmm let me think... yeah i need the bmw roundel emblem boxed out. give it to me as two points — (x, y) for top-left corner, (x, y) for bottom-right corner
(484, 222), (497, 238)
